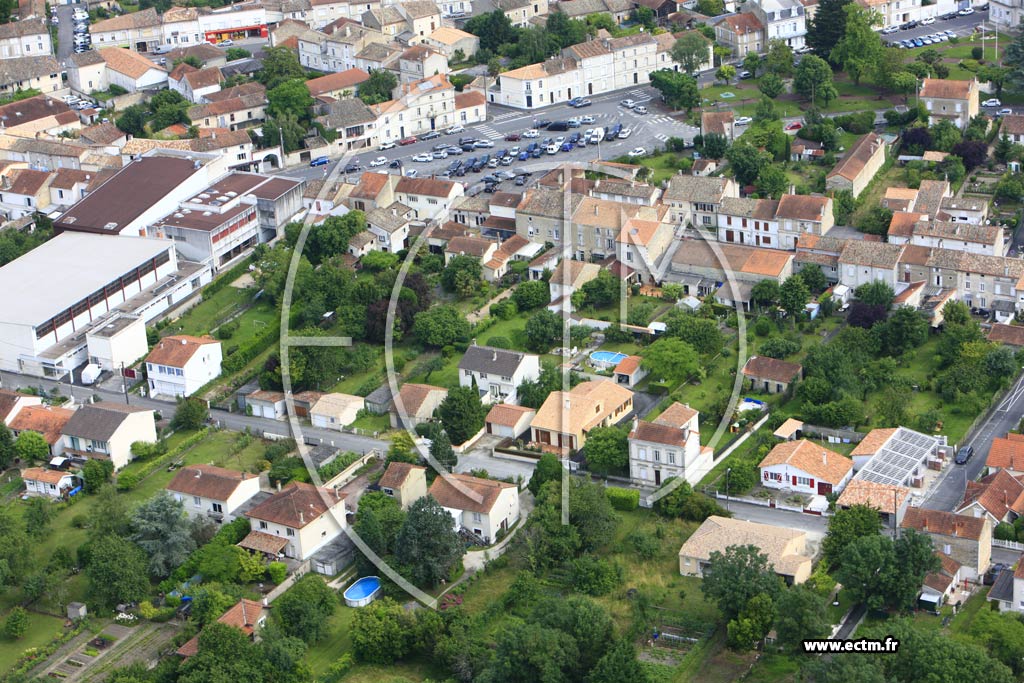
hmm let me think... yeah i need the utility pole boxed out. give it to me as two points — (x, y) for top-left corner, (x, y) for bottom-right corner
(121, 362), (129, 405)
(725, 467), (732, 511)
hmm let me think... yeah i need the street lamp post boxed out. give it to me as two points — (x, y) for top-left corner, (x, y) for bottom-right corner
(725, 467), (732, 511)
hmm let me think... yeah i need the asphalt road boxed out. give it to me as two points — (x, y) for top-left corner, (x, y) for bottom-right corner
(920, 369), (1024, 511)
(0, 369), (388, 454)
(53, 3), (80, 62)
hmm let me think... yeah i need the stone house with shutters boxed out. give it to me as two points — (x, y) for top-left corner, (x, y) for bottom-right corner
(920, 78), (980, 130)
(900, 507), (991, 581)
(741, 355), (802, 395)
(629, 402), (712, 487)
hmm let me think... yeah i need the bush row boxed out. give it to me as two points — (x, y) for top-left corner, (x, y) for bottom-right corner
(221, 319), (280, 374)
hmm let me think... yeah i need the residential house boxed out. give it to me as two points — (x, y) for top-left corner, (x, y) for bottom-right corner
(317, 98), (378, 153)
(487, 57), (580, 109)
(167, 464), (263, 522)
(920, 78), (980, 130)
(67, 51), (109, 95)
(169, 65), (223, 103)
(0, 18), (53, 58)
(662, 174), (739, 227)
(702, 110), (735, 141)
(495, 0), (549, 27)
(22, 467), (80, 499)
(858, 0), (925, 28)
(669, 239), (794, 306)
(900, 507), (991, 580)
(548, 259), (601, 305)
(988, 324), (1024, 349)
(679, 516), (813, 584)
(717, 197), (780, 248)
(8, 405), (74, 456)
(484, 403), (536, 438)
(429, 472), (520, 543)
(958, 469), (1024, 525)
(0, 95), (78, 139)
(851, 426), (951, 490)
(921, 553), (964, 608)
(742, 355), (802, 394)
(635, 0), (677, 23)
(629, 402), (712, 487)
(987, 434), (1024, 476)
(61, 402), (157, 471)
(758, 439), (853, 496)
(176, 599), (267, 658)
(1001, 114), (1024, 144)
(145, 335), (223, 398)
(0, 388), (41, 424)
(310, 393), (365, 430)
(390, 383), (447, 429)
(825, 132), (888, 198)
(378, 461), (427, 509)
(347, 172), (393, 212)
(445, 235), (497, 268)
(98, 47), (168, 92)
(305, 67), (370, 100)
(0, 169), (53, 220)
(395, 175), (464, 222)
(988, 558), (1024, 612)
(458, 343), (541, 405)
(424, 26), (479, 59)
(835, 479), (912, 527)
(90, 8), (163, 52)
(186, 91), (267, 131)
(749, 0), (807, 50)
(366, 201), (414, 252)
(160, 6), (203, 51)
(398, 44), (449, 84)
(530, 379), (633, 452)
(241, 482), (346, 561)
(714, 13), (764, 58)
(372, 74), (462, 146)
(775, 193), (834, 250)
(364, 383), (394, 414)
(837, 240), (905, 290)
(398, 0), (443, 39)
(555, 0), (632, 24)
(0, 55), (60, 97)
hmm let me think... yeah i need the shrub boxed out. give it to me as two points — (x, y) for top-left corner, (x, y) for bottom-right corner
(994, 522), (1017, 542)
(627, 530), (659, 560)
(115, 472), (140, 491)
(754, 317), (772, 336)
(971, 46), (983, 60)
(486, 335), (512, 349)
(215, 321), (239, 340)
(570, 555), (623, 596)
(605, 487), (640, 511)
(759, 337), (801, 359)
(267, 562), (288, 584)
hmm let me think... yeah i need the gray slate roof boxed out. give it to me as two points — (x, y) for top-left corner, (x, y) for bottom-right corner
(459, 344), (531, 377)
(62, 402), (150, 441)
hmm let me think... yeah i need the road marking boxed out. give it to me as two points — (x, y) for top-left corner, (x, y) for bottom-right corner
(474, 124), (503, 140)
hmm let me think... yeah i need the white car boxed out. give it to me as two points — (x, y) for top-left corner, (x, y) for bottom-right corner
(735, 116), (753, 126)
(435, 149), (448, 159)
(580, 115), (595, 124)
(958, 6), (974, 14)
(921, 16), (935, 24)
(546, 144), (558, 155)
(627, 147), (647, 158)
(370, 156), (387, 167)
(405, 169), (419, 177)
(983, 98), (1002, 107)
(412, 153), (434, 162)
(634, 105), (648, 115)
(446, 124), (464, 135)
(379, 141), (396, 151)
(998, 108), (1014, 116)
(523, 129), (539, 138)
(882, 25), (899, 33)
(554, 136), (566, 145)
(620, 99), (637, 108)
(618, 127), (632, 139)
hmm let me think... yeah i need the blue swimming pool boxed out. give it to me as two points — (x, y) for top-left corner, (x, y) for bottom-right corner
(343, 576), (382, 607)
(590, 350), (629, 369)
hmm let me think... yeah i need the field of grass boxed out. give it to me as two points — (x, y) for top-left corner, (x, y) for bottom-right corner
(0, 612), (67, 674)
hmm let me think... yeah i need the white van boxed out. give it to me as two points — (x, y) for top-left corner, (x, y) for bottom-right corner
(590, 127), (604, 143)
(546, 144), (558, 155)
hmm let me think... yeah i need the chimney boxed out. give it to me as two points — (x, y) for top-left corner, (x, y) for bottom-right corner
(181, 339), (187, 345)
(564, 398), (571, 410)
(212, 131), (217, 140)
(195, 469), (201, 478)
(594, 203), (599, 215)
(789, 184), (796, 195)
(262, 597), (269, 607)
(492, 350), (498, 361)
(822, 451), (827, 465)
(276, 480), (282, 492)
(299, 511), (304, 524)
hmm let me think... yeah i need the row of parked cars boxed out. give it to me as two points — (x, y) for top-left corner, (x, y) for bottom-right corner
(886, 29), (957, 48)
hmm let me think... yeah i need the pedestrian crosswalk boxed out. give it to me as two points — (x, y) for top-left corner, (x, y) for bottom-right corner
(474, 124), (504, 140)
(648, 115), (673, 125)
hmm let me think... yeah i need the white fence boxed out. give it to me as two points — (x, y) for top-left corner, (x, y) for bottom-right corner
(993, 538), (1024, 551)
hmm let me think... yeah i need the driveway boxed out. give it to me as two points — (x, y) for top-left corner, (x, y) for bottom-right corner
(456, 434), (537, 482)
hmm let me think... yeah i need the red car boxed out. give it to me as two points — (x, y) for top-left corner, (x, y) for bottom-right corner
(505, 132), (521, 141)
(785, 122), (803, 131)
(398, 136), (418, 145)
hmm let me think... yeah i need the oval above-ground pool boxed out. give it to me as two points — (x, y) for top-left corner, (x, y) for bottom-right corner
(343, 576), (382, 607)
(590, 350), (629, 369)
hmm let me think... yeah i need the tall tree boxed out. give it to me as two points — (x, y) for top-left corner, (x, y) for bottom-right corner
(807, 0), (852, 59)
(640, 338), (700, 385)
(257, 47), (307, 90)
(359, 69), (398, 105)
(829, 4), (883, 85)
(779, 276), (811, 321)
(672, 33), (711, 74)
(350, 597), (413, 664)
(822, 504), (882, 565)
(86, 535), (150, 609)
(836, 534), (896, 610)
(583, 425), (629, 474)
(650, 70), (700, 111)
(272, 574), (337, 644)
(528, 452), (562, 496)
(885, 529), (940, 611)
(701, 544), (782, 620)
(773, 585), (830, 652)
(14, 431), (49, 462)
(0, 423), (15, 470)
(478, 619), (578, 683)
(437, 386), (486, 446)
(588, 639), (649, 683)
(794, 55), (838, 105)
(396, 495), (463, 586)
(130, 492), (196, 578)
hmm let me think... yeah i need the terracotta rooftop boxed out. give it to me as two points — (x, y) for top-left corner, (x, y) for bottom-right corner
(827, 132), (884, 182)
(485, 403), (535, 427)
(378, 462), (426, 490)
(167, 464), (256, 501)
(900, 507), (987, 541)
(958, 469), (1024, 521)
(850, 428), (898, 457)
(21, 467), (71, 485)
(989, 324), (1024, 347)
(8, 405), (74, 444)
(146, 335), (219, 368)
(759, 439), (852, 485)
(428, 472), (516, 514)
(742, 355), (802, 383)
(987, 435), (1024, 473)
(245, 481), (345, 529)
(920, 77), (975, 100)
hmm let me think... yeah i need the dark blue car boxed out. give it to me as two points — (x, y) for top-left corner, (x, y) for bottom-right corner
(560, 142), (574, 152)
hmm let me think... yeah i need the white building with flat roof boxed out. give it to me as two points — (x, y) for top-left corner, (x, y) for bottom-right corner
(0, 232), (209, 376)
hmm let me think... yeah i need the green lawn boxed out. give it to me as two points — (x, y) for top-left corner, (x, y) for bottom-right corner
(0, 612), (67, 674)
(349, 412), (391, 433)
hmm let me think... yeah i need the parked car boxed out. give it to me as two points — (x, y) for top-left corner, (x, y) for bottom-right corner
(343, 161), (362, 173)
(634, 105), (648, 115)
(534, 119), (552, 128)
(446, 146), (463, 155)
(627, 147), (647, 158)
(921, 16), (936, 24)
(546, 144), (558, 155)
(560, 142), (573, 152)
(412, 153), (434, 162)
(738, 70), (753, 79)
(523, 129), (539, 138)
(309, 156), (330, 167)
(419, 130), (442, 141)
(446, 124), (464, 135)
(882, 25), (899, 33)
(218, 39), (234, 47)
(379, 141), (396, 150)
(405, 169), (418, 177)
(958, 6), (974, 14)
(547, 121), (570, 132)
(576, 99), (592, 107)
(941, 11), (958, 19)
(913, 38), (924, 47)
(735, 116), (753, 126)
(518, 150), (530, 160)
(389, 159), (403, 168)
(580, 114), (595, 124)
(434, 149), (448, 159)
(515, 175), (526, 186)
(398, 136), (417, 145)
(474, 139), (494, 148)
(618, 127), (632, 139)
(998, 108), (1013, 116)
(983, 98), (1002, 107)
(370, 156), (387, 167)
(954, 445), (974, 465)
(785, 121), (803, 130)
(620, 99), (637, 108)
(505, 132), (521, 141)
